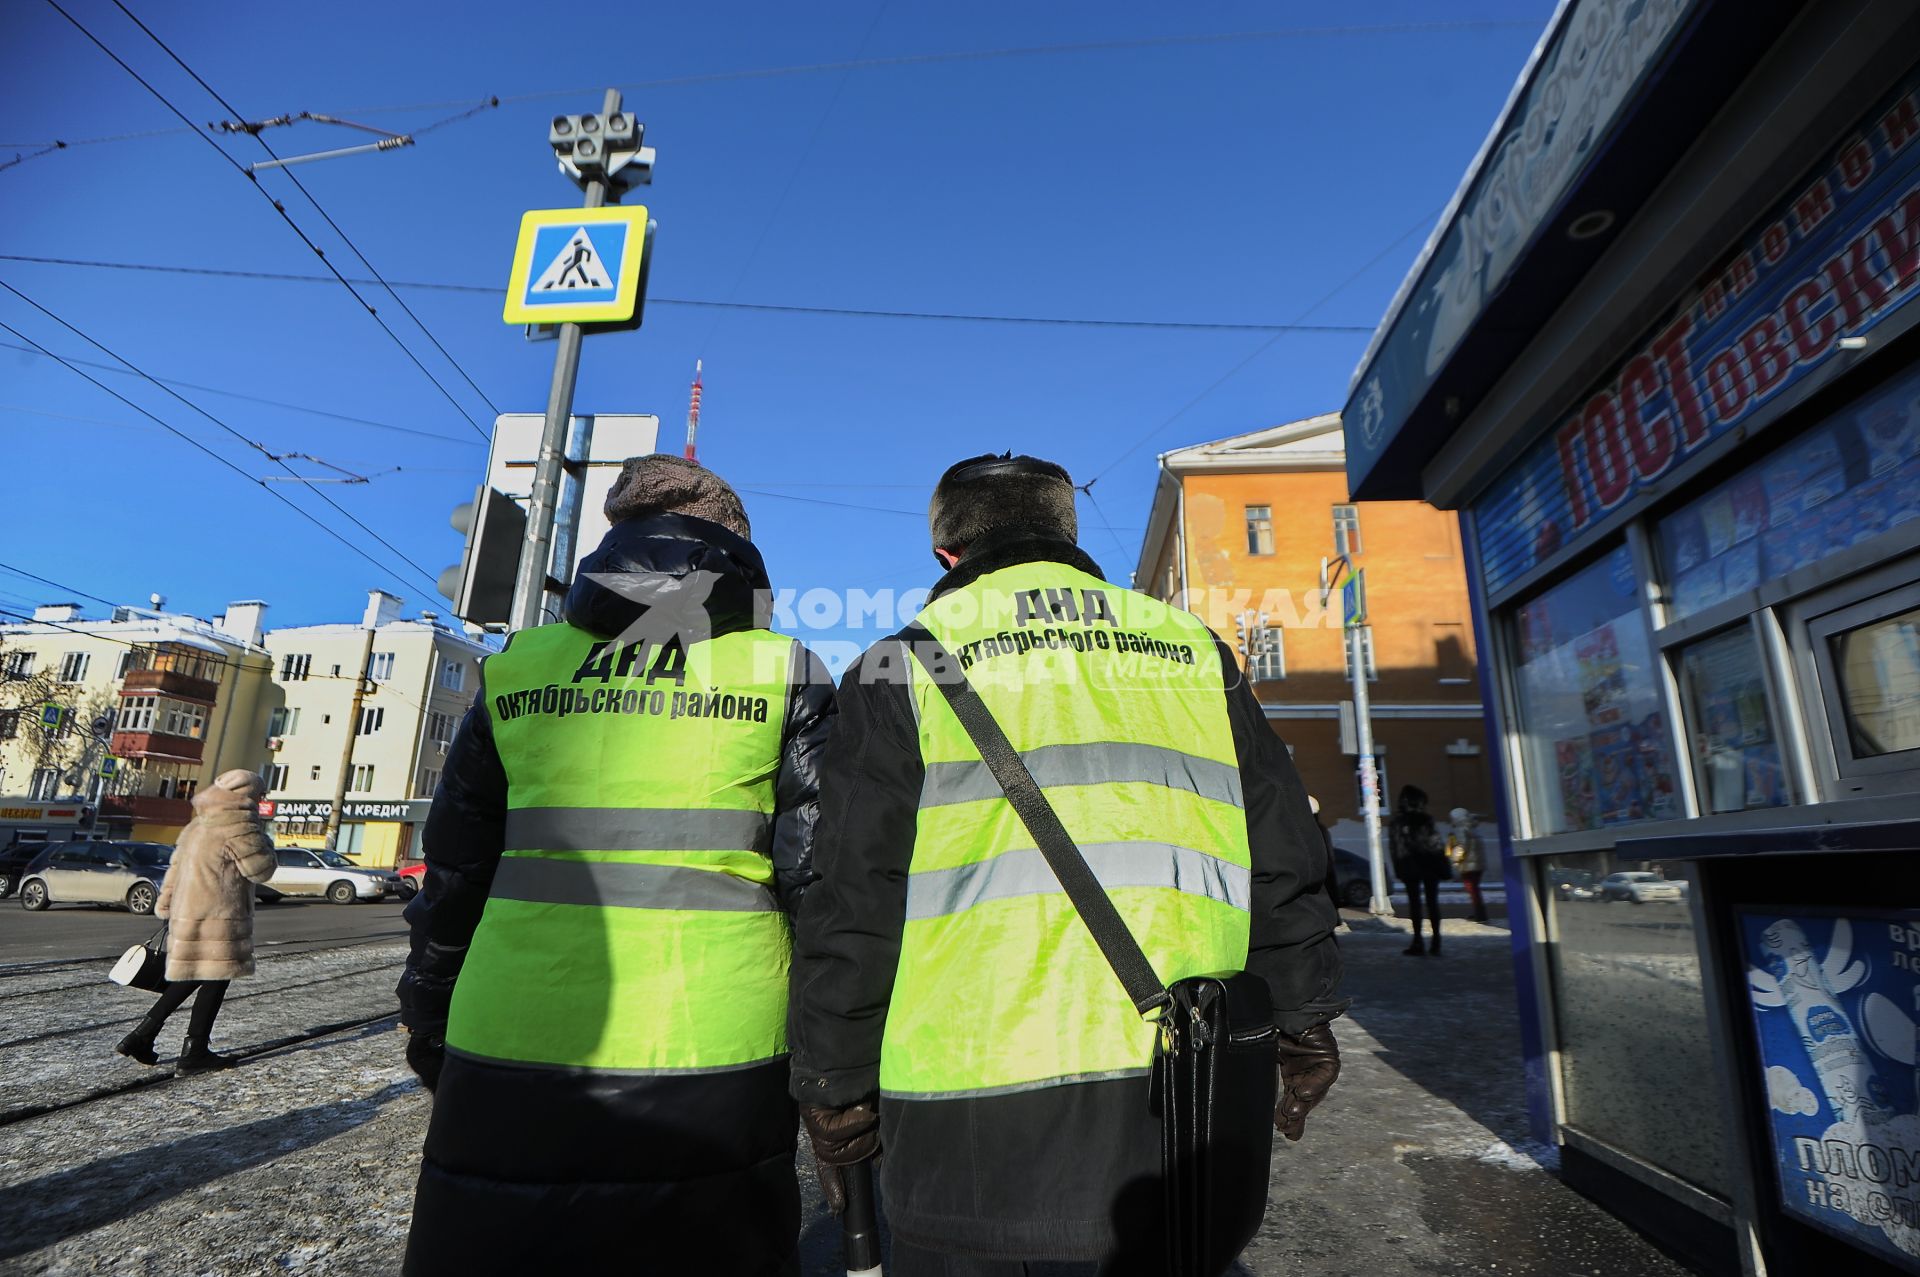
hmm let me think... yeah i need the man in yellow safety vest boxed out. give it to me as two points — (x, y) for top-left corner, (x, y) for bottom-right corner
(789, 454), (1345, 1274)
(397, 456), (834, 1275)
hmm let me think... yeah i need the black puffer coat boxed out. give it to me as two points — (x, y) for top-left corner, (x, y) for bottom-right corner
(397, 513), (834, 1277)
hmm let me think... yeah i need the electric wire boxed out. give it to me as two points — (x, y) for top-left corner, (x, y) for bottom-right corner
(0, 561), (120, 610)
(0, 256), (1372, 333)
(42, 0), (492, 443)
(107, 0), (502, 420)
(0, 278), (445, 594)
(1074, 480), (1134, 578)
(0, 309), (433, 602)
(0, 339), (480, 447)
(1089, 204), (1446, 482)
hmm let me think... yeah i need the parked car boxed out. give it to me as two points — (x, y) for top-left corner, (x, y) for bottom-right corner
(395, 861), (425, 901)
(260, 847), (398, 904)
(1328, 845), (1376, 909)
(0, 839), (53, 899)
(18, 841), (173, 913)
(1549, 869), (1604, 902)
(1600, 871), (1686, 904)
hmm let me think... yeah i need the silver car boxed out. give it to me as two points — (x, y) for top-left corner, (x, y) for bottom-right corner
(259, 847), (398, 904)
(18, 841), (172, 914)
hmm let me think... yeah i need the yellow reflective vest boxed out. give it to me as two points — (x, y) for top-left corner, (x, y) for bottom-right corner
(446, 621), (798, 1073)
(881, 562), (1252, 1098)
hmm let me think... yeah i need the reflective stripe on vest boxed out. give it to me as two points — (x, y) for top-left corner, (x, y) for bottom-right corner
(445, 621), (796, 1074)
(880, 563), (1252, 1099)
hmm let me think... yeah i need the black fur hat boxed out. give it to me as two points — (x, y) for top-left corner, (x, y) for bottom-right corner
(929, 453), (1078, 550)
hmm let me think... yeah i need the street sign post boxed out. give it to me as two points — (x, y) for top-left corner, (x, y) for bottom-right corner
(1321, 554), (1392, 917)
(502, 206), (651, 326)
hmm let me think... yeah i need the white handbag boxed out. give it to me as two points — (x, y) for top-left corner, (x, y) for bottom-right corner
(109, 925), (168, 992)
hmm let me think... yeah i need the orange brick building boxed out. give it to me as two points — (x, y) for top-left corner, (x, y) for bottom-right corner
(1133, 414), (1490, 840)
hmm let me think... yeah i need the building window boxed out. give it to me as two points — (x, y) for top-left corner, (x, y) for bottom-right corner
(439, 659), (466, 692)
(58, 652), (89, 683)
(417, 768), (441, 799)
(29, 767), (60, 799)
(1512, 545), (1679, 835)
(267, 706), (301, 737)
(428, 710), (455, 744)
(368, 652), (396, 683)
(117, 695), (156, 732)
(358, 706), (384, 735)
(0, 710), (16, 740)
(1333, 505), (1362, 557)
(160, 701), (207, 740)
(350, 764), (376, 793)
(265, 763), (289, 792)
(114, 651), (133, 679)
(1249, 626), (1286, 682)
(1244, 505), (1275, 557)
(4, 651), (36, 679)
(280, 653), (312, 682)
(309, 764), (322, 781)
(1342, 627), (1378, 682)
(336, 823), (366, 856)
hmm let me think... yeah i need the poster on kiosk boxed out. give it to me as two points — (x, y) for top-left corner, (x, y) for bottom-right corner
(1740, 908), (1920, 1270)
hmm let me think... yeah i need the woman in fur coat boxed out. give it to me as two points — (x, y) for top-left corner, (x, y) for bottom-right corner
(115, 769), (277, 1075)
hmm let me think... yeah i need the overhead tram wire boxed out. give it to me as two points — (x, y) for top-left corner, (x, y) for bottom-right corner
(41, 0), (492, 443)
(0, 312), (436, 603)
(104, 0), (503, 420)
(0, 278), (446, 595)
(0, 560), (120, 610)
(0, 257), (1373, 334)
(1088, 204), (1446, 484)
(0, 338), (480, 447)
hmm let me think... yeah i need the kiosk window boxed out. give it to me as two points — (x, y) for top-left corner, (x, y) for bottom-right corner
(1655, 361), (1920, 622)
(1678, 629), (1789, 812)
(1512, 547), (1679, 835)
(1829, 605), (1920, 759)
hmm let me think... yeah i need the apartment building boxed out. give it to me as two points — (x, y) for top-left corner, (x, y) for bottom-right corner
(1134, 414), (1490, 839)
(0, 601), (275, 841)
(259, 591), (489, 866)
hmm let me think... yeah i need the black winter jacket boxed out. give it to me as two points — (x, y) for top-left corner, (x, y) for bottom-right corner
(396, 513), (834, 1277)
(787, 534), (1345, 1261)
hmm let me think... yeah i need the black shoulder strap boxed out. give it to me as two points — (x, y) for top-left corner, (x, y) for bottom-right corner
(903, 627), (1170, 1018)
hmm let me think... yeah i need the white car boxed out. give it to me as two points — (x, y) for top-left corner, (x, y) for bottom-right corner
(1600, 871), (1686, 904)
(262, 847), (398, 904)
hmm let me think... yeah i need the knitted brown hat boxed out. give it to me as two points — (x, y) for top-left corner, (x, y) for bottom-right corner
(603, 454), (751, 539)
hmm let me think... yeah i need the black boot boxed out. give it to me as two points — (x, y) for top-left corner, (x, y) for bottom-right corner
(114, 1030), (160, 1067)
(175, 1036), (238, 1076)
(1428, 933), (1442, 957)
(1402, 936), (1426, 956)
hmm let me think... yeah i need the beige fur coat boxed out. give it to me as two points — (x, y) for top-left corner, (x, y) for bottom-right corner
(157, 777), (277, 981)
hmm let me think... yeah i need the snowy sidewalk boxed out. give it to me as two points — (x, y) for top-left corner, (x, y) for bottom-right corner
(0, 921), (1698, 1275)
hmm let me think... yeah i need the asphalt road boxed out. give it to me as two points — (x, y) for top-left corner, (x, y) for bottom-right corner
(0, 897), (408, 965)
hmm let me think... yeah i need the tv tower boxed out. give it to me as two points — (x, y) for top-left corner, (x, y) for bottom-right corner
(683, 359), (703, 462)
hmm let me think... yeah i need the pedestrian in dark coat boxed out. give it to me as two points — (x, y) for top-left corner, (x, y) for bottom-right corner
(396, 458), (835, 1277)
(114, 768), (276, 1074)
(1390, 784), (1448, 955)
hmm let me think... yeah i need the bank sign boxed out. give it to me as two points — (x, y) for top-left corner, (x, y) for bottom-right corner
(1740, 909), (1920, 1270)
(1474, 69), (1920, 599)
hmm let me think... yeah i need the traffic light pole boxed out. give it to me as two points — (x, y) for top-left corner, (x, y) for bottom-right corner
(1348, 623), (1393, 917)
(508, 88), (622, 633)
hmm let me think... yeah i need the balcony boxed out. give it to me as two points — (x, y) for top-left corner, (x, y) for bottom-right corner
(111, 730), (205, 764)
(101, 794), (194, 826)
(121, 667), (218, 704)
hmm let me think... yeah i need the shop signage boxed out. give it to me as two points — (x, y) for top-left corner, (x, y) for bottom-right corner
(264, 800), (334, 821)
(341, 799), (430, 823)
(1739, 908), (1920, 1269)
(1475, 70), (1920, 598)
(1346, 0), (1698, 487)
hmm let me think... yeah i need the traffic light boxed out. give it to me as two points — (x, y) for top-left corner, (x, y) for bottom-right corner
(549, 111), (654, 192)
(440, 485), (528, 627)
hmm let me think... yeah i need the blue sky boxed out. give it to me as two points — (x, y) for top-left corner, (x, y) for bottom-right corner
(0, 0), (1552, 650)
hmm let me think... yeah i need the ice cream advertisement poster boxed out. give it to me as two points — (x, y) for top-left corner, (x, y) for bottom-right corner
(1740, 908), (1920, 1269)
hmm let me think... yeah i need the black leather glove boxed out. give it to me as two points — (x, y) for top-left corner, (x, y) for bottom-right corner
(1275, 1022), (1340, 1142)
(800, 1098), (880, 1215)
(406, 1029), (446, 1093)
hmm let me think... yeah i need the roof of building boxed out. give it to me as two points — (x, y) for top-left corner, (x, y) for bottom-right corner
(1132, 413), (1346, 587)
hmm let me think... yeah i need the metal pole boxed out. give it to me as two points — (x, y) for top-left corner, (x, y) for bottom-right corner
(1349, 624), (1393, 916)
(324, 626), (377, 850)
(509, 88), (621, 633)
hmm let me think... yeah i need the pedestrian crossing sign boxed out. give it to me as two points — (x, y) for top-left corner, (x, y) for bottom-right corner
(503, 205), (650, 324)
